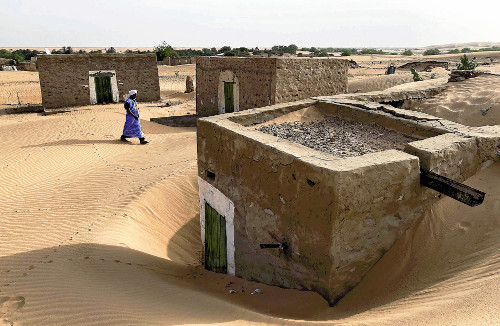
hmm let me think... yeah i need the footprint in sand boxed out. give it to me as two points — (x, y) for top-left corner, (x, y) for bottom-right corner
(0, 296), (25, 319)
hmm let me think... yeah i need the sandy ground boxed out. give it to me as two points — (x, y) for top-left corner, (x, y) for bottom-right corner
(0, 54), (499, 325)
(411, 74), (500, 126)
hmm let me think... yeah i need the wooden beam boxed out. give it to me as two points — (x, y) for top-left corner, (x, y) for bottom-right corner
(420, 169), (485, 207)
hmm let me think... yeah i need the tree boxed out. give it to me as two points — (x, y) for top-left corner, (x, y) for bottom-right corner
(448, 49), (460, 54)
(402, 49), (413, 56)
(287, 44), (298, 54)
(106, 47), (117, 53)
(154, 41), (178, 61)
(219, 46), (231, 53)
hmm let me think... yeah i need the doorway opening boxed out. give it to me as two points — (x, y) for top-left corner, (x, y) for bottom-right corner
(95, 76), (113, 104)
(89, 70), (119, 105)
(224, 82), (235, 113)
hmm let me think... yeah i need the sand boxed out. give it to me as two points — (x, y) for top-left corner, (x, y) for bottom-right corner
(0, 54), (499, 325)
(411, 74), (500, 126)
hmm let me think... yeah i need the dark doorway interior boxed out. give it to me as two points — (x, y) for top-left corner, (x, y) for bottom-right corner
(95, 76), (113, 104)
(224, 82), (234, 113)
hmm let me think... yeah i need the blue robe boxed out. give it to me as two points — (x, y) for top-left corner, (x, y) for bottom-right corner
(122, 98), (144, 138)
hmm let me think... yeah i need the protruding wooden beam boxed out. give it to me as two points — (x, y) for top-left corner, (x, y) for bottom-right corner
(420, 169), (485, 207)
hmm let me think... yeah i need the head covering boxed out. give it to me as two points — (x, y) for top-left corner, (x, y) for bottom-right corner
(129, 90), (137, 95)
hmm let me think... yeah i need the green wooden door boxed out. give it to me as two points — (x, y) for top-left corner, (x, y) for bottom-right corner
(205, 202), (227, 273)
(95, 76), (113, 104)
(224, 82), (234, 113)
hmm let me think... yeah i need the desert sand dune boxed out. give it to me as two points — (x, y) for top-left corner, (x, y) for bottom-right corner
(0, 62), (499, 325)
(412, 74), (500, 126)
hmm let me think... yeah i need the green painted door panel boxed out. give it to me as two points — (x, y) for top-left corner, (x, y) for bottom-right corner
(95, 76), (113, 104)
(224, 82), (234, 113)
(204, 202), (227, 273)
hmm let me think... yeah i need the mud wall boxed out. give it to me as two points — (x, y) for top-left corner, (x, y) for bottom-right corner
(16, 62), (37, 71)
(275, 58), (348, 103)
(159, 57), (195, 66)
(195, 57), (277, 116)
(37, 54), (160, 109)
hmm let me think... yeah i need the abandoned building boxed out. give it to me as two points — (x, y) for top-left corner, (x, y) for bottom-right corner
(197, 85), (499, 305)
(195, 57), (348, 116)
(37, 54), (160, 109)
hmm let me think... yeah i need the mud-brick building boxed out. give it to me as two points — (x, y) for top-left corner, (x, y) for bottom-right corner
(195, 57), (348, 116)
(197, 96), (500, 305)
(37, 54), (160, 109)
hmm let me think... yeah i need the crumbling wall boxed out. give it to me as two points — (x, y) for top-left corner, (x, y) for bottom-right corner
(195, 57), (277, 116)
(275, 58), (348, 103)
(37, 54), (160, 109)
(16, 62), (36, 71)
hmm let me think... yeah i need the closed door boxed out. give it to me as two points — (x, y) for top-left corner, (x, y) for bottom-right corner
(224, 82), (234, 113)
(95, 76), (113, 104)
(204, 202), (227, 273)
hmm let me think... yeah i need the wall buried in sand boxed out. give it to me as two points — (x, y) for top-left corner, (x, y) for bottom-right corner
(197, 98), (500, 305)
(37, 54), (160, 109)
(195, 57), (348, 117)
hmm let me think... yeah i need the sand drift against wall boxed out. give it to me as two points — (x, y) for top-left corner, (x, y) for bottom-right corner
(257, 117), (418, 158)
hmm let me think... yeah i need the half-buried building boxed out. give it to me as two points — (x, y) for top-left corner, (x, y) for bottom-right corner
(197, 85), (500, 305)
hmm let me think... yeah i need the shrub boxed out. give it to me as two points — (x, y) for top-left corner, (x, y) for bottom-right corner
(456, 54), (477, 70)
(411, 68), (423, 81)
(402, 49), (414, 56)
(360, 49), (387, 55)
(315, 50), (329, 57)
(448, 49), (460, 54)
(423, 48), (441, 55)
(341, 49), (352, 56)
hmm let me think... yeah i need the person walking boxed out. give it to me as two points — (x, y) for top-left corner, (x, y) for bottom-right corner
(121, 90), (149, 144)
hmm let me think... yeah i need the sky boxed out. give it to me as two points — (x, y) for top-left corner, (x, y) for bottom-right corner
(1, 0), (499, 49)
